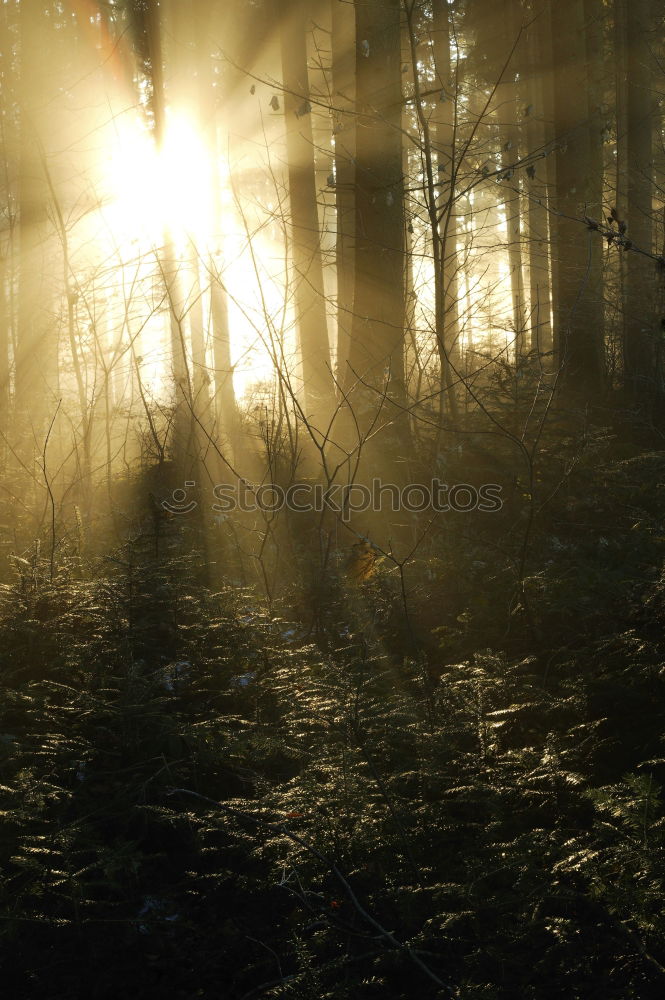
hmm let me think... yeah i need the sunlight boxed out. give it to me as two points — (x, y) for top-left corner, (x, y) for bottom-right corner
(159, 112), (213, 244)
(101, 109), (285, 401)
(106, 110), (213, 249)
(105, 114), (160, 246)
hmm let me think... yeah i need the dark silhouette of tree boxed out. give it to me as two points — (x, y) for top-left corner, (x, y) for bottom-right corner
(549, 0), (605, 392)
(619, 0), (659, 400)
(346, 0), (406, 413)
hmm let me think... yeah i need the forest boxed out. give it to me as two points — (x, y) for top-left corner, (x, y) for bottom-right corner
(1, 0), (665, 996)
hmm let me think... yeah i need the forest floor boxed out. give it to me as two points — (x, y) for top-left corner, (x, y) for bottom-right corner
(1, 422), (665, 999)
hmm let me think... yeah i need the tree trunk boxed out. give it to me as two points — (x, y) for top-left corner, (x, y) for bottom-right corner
(144, 0), (191, 453)
(0, 3), (11, 452)
(620, 0), (656, 399)
(497, 0), (526, 359)
(279, 0), (334, 425)
(583, 0), (606, 373)
(431, 0), (462, 415)
(549, 0), (604, 392)
(0, 247), (8, 459)
(15, 0), (55, 430)
(524, 8), (552, 356)
(331, 0), (356, 387)
(346, 0), (406, 411)
(174, 0), (212, 421)
(202, 0), (240, 467)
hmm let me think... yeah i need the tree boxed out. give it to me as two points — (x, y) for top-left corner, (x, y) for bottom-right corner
(279, 0), (334, 423)
(497, 0), (527, 359)
(15, 0), (55, 429)
(523, 2), (553, 355)
(549, 0), (605, 392)
(619, 0), (658, 400)
(331, 0), (356, 385)
(345, 0), (406, 419)
(430, 0), (462, 420)
(143, 0), (192, 452)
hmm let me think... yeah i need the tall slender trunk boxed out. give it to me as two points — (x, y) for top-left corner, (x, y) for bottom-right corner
(279, 0), (334, 424)
(431, 0), (461, 416)
(144, 0), (191, 453)
(498, 0), (526, 359)
(535, 1), (559, 359)
(583, 0), (606, 372)
(406, 0), (454, 431)
(0, 4), (11, 453)
(174, 0), (211, 422)
(201, 0), (238, 467)
(620, 0), (656, 398)
(331, 0), (356, 386)
(524, 9), (552, 356)
(348, 0), (406, 398)
(0, 249), (8, 460)
(614, 0), (629, 385)
(549, 0), (604, 392)
(15, 0), (54, 430)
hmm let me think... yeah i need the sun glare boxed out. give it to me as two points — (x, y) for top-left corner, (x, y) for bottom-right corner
(159, 113), (213, 243)
(106, 110), (213, 250)
(101, 109), (290, 402)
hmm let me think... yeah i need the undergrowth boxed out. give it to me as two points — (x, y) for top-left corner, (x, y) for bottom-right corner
(1, 432), (665, 999)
